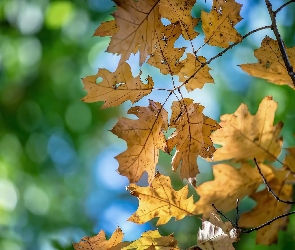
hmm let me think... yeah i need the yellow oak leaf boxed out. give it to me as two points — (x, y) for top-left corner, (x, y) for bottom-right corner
(111, 100), (168, 184)
(159, 0), (199, 40)
(94, 20), (119, 37)
(167, 98), (220, 181)
(197, 212), (240, 250)
(147, 22), (186, 75)
(127, 173), (196, 225)
(211, 96), (283, 162)
(201, 0), (242, 48)
(239, 168), (293, 245)
(73, 227), (129, 250)
(194, 162), (274, 217)
(240, 36), (295, 89)
(122, 230), (179, 250)
(177, 53), (214, 92)
(106, 0), (161, 65)
(82, 62), (153, 109)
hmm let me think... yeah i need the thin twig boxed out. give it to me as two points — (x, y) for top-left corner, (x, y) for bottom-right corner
(212, 204), (239, 228)
(254, 158), (295, 204)
(243, 210), (295, 234)
(275, 0), (295, 14)
(265, 0), (295, 86)
(173, 25), (271, 91)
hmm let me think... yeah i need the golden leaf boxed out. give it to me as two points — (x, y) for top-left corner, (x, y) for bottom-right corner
(239, 168), (293, 245)
(167, 98), (220, 180)
(211, 96), (283, 162)
(122, 230), (179, 250)
(82, 62), (153, 109)
(127, 173), (196, 225)
(106, 0), (162, 65)
(201, 0), (242, 47)
(111, 100), (168, 184)
(194, 162), (274, 217)
(240, 36), (295, 89)
(73, 227), (129, 250)
(159, 0), (199, 40)
(178, 54), (214, 92)
(147, 22), (186, 75)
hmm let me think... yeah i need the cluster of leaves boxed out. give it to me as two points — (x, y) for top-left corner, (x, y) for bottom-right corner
(74, 0), (295, 249)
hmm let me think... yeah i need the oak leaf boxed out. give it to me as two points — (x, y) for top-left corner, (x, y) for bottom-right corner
(94, 20), (119, 37)
(147, 22), (186, 75)
(201, 0), (242, 48)
(111, 100), (168, 184)
(240, 36), (295, 89)
(127, 173), (196, 225)
(167, 98), (220, 181)
(211, 96), (283, 162)
(122, 230), (179, 250)
(82, 62), (153, 109)
(239, 168), (293, 245)
(159, 0), (199, 40)
(197, 212), (240, 250)
(73, 227), (130, 250)
(177, 53), (214, 91)
(106, 0), (162, 65)
(194, 162), (274, 217)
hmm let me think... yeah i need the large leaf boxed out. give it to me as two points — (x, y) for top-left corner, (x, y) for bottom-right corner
(127, 173), (196, 225)
(106, 0), (162, 65)
(211, 96), (283, 162)
(167, 98), (220, 181)
(111, 100), (168, 183)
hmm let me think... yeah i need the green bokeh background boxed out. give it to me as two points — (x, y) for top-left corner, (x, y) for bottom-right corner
(0, 0), (295, 249)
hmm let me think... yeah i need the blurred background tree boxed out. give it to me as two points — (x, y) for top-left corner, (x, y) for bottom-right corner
(0, 0), (294, 249)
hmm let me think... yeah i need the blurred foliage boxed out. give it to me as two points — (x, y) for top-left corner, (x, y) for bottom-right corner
(0, 0), (295, 250)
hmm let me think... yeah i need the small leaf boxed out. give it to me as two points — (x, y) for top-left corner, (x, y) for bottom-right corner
(201, 0), (242, 47)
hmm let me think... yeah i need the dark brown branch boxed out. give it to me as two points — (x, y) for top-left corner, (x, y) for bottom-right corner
(212, 204), (240, 228)
(275, 0), (295, 14)
(265, 0), (295, 87)
(254, 158), (295, 204)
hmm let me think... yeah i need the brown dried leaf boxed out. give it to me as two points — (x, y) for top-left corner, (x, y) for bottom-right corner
(111, 100), (168, 184)
(239, 168), (293, 245)
(201, 0), (242, 48)
(147, 22), (186, 75)
(73, 227), (129, 250)
(94, 20), (119, 37)
(159, 0), (199, 40)
(167, 98), (220, 181)
(178, 54), (214, 91)
(82, 62), (153, 109)
(197, 212), (240, 250)
(122, 230), (180, 250)
(194, 162), (274, 217)
(240, 36), (295, 89)
(107, 0), (161, 65)
(211, 96), (283, 162)
(284, 147), (295, 183)
(127, 173), (196, 225)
